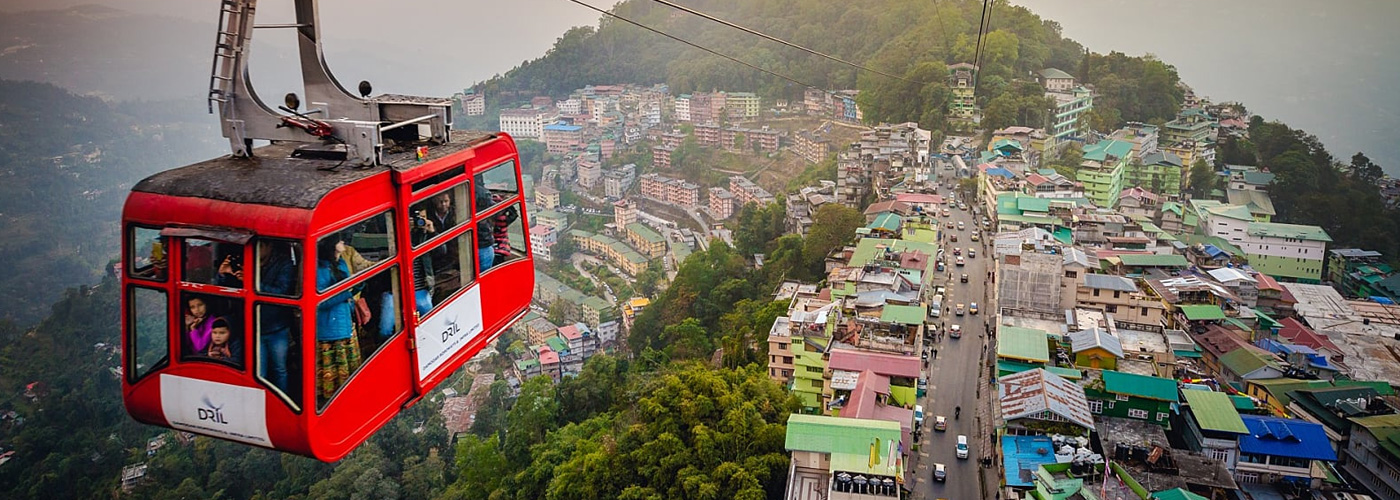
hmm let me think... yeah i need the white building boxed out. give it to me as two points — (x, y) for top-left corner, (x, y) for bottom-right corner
(558, 98), (583, 116)
(530, 225), (558, 262)
(460, 91), (485, 116)
(674, 94), (692, 122)
(499, 108), (557, 139)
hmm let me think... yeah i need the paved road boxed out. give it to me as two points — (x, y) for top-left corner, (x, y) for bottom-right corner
(570, 253), (617, 303)
(911, 174), (993, 500)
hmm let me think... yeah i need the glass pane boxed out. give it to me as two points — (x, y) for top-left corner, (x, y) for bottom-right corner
(316, 211), (395, 292)
(315, 266), (399, 410)
(255, 239), (302, 298)
(474, 161), (520, 215)
(484, 201), (527, 270)
(409, 182), (468, 248)
(421, 232), (474, 312)
(182, 238), (245, 287)
(128, 287), (169, 382)
(180, 292), (245, 368)
(256, 303), (302, 410)
(128, 227), (168, 282)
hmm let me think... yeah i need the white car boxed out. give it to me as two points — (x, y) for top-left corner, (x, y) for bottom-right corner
(934, 416), (948, 432)
(950, 324), (962, 338)
(915, 404), (925, 426)
(956, 435), (969, 459)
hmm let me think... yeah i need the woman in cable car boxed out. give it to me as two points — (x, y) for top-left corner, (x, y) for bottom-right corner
(120, 131), (534, 461)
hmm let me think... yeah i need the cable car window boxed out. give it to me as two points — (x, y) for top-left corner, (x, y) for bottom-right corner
(179, 292), (245, 368)
(409, 165), (466, 192)
(481, 200), (526, 274)
(182, 238), (245, 288)
(409, 183), (469, 249)
(127, 287), (169, 383)
(316, 211), (395, 292)
(482, 201), (526, 271)
(128, 226), (168, 282)
(255, 239), (302, 298)
(474, 161), (520, 214)
(419, 230), (475, 313)
(315, 265), (401, 410)
(256, 303), (302, 411)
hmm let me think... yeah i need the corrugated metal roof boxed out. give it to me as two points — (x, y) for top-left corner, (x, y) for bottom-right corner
(828, 349), (921, 378)
(1102, 371), (1179, 402)
(1069, 327), (1124, 358)
(1118, 254), (1190, 268)
(785, 414), (903, 477)
(1178, 304), (1227, 320)
(998, 369), (1094, 430)
(1182, 389), (1248, 434)
(1238, 416), (1338, 461)
(1084, 274), (1138, 292)
(880, 304), (926, 325)
(1153, 488), (1208, 500)
(1219, 348), (1280, 378)
(997, 326), (1052, 363)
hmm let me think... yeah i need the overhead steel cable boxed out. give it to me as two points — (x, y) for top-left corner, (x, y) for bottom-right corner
(565, 0), (827, 93)
(971, 0), (995, 98)
(646, 0), (934, 87)
(930, 0), (953, 56)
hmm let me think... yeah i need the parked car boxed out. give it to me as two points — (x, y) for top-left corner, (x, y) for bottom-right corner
(915, 405), (925, 426)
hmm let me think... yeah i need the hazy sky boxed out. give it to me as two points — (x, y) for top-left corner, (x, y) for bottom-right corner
(5, 0), (1395, 172)
(1011, 0), (1400, 174)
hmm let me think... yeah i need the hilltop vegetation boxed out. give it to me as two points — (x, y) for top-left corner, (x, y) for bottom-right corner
(465, 0), (1182, 136)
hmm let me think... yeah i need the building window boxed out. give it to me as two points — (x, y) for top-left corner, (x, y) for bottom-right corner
(1156, 412), (1169, 422)
(1128, 409), (1149, 419)
(1116, 394), (1130, 402)
(1089, 400), (1103, 413)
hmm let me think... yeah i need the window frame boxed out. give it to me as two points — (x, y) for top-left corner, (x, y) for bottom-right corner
(413, 228), (477, 317)
(177, 289), (248, 371)
(126, 224), (169, 283)
(409, 179), (471, 251)
(313, 264), (405, 414)
(314, 209), (398, 293)
(254, 237), (303, 299)
(253, 301), (304, 414)
(126, 285), (171, 384)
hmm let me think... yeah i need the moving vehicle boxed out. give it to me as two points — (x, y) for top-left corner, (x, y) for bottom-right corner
(958, 202), (967, 211)
(960, 273), (969, 283)
(955, 304), (965, 316)
(950, 324), (962, 338)
(934, 463), (947, 482)
(120, 0), (533, 462)
(950, 234), (958, 242)
(970, 302), (979, 315)
(945, 221), (955, 229)
(942, 208), (950, 217)
(969, 248), (976, 258)
(956, 435), (969, 459)
(953, 247), (961, 256)
(957, 221), (965, 231)
(934, 415), (948, 431)
(956, 256), (965, 266)
(971, 233), (979, 242)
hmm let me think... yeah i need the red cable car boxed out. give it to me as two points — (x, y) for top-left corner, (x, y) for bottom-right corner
(120, 0), (532, 461)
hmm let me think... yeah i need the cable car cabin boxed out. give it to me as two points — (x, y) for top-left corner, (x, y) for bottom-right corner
(120, 131), (533, 461)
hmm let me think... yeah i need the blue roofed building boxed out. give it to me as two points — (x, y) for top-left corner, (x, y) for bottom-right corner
(1236, 416), (1338, 487)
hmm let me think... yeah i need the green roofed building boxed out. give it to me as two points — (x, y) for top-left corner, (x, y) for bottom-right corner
(1177, 304), (1226, 321)
(1153, 488), (1209, 500)
(1179, 389), (1249, 464)
(1218, 348), (1284, 382)
(1085, 371), (1179, 427)
(997, 326), (1051, 364)
(1116, 253), (1190, 271)
(784, 414), (906, 489)
(1341, 414), (1400, 500)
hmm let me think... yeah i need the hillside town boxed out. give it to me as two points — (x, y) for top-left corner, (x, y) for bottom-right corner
(436, 62), (1400, 500)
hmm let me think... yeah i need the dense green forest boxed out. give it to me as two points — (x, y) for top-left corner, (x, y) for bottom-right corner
(0, 80), (222, 325)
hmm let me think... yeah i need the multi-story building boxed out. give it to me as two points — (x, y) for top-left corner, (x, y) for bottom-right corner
(638, 173), (700, 207)
(948, 62), (977, 120)
(569, 230), (650, 276)
(803, 88), (831, 116)
(498, 108), (557, 139)
(1125, 150), (1183, 196)
(1117, 186), (1161, 219)
(1037, 67), (1076, 91)
(709, 187), (735, 220)
(557, 98), (583, 116)
(542, 123), (583, 154)
(1023, 171), (1082, 199)
(722, 126), (780, 153)
(792, 131), (831, 164)
(613, 199), (638, 228)
(652, 145), (673, 169)
(576, 159), (601, 189)
(1234, 416), (1337, 487)
(603, 166), (635, 199)
(1078, 139), (1132, 208)
(694, 123), (722, 148)
(833, 90), (860, 123)
(725, 92), (760, 120)
(836, 150), (868, 208)
(535, 184), (560, 211)
(457, 90), (485, 116)
(689, 93), (715, 124)
(729, 176), (776, 207)
(1075, 274), (1167, 326)
(625, 222), (666, 258)
(530, 225), (557, 262)
(673, 94), (692, 122)
(1239, 222), (1332, 283)
(1162, 108), (1218, 167)
(1046, 86), (1094, 147)
(1326, 248), (1395, 298)
(1111, 122), (1160, 157)
(660, 131), (687, 149)
(1344, 414), (1400, 500)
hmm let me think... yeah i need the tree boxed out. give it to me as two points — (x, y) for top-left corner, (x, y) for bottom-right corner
(634, 261), (665, 298)
(1351, 152), (1384, 183)
(1187, 159), (1217, 199)
(503, 376), (559, 467)
(802, 204), (863, 271)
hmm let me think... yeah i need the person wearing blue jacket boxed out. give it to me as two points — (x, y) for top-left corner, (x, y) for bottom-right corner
(315, 237), (359, 403)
